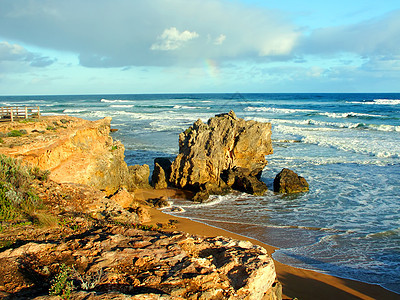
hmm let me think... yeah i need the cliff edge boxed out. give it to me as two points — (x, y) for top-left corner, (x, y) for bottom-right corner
(0, 116), (132, 195)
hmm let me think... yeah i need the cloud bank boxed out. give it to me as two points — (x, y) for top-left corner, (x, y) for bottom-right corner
(0, 0), (300, 68)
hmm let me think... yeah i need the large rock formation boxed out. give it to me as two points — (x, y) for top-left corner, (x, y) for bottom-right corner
(169, 111), (273, 200)
(0, 116), (133, 195)
(273, 168), (309, 194)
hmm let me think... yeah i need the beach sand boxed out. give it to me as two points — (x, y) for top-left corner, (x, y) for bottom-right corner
(137, 189), (399, 300)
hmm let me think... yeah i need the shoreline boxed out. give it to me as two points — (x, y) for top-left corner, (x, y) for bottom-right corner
(144, 205), (399, 299)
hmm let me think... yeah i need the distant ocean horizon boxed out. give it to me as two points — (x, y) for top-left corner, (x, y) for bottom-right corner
(2, 93), (399, 294)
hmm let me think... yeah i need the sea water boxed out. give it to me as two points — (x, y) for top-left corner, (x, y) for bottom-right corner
(2, 93), (399, 293)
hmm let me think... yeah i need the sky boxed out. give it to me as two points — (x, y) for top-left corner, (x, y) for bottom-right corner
(1, 0), (400, 95)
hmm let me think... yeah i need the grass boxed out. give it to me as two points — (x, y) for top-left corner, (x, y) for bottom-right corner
(7, 130), (26, 137)
(0, 154), (49, 223)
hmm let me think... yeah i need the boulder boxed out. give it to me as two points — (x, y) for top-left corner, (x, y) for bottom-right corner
(273, 168), (309, 194)
(129, 164), (151, 189)
(109, 187), (135, 208)
(169, 110), (272, 200)
(170, 110), (273, 188)
(151, 162), (168, 189)
(154, 157), (172, 181)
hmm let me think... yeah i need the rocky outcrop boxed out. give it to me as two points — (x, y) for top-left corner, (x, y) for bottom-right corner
(169, 111), (273, 201)
(151, 157), (172, 189)
(129, 164), (151, 189)
(0, 226), (279, 300)
(152, 162), (168, 189)
(273, 168), (309, 194)
(0, 116), (133, 195)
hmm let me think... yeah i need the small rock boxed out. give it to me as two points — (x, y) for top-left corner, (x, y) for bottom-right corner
(273, 168), (309, 194)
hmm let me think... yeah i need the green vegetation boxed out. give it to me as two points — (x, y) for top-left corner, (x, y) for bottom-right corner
(0, 155), (48, 223)
(7, 129), (26, 137)
(49, 264), (74, 299)
(46, 126), (56, 131)
(111, 145), (118, 151)
(0, 138), (3, 144)
(18, 118), (39, 124)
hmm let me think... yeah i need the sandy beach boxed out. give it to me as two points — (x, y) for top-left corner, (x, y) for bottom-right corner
(136, 187), (399, 300)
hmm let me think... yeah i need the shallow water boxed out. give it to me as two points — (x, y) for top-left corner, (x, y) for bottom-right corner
(2, 93), (399, 293)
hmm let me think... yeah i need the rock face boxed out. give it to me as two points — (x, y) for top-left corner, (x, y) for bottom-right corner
(0, 116), (133, 195)
(151, 157), (172, 189)
(169, 111), (273, 200)
(0, 226), (278, 300)
(129, 164), (151, 189)
(152, 162), (168, 189)
(273, 168), (309, 194)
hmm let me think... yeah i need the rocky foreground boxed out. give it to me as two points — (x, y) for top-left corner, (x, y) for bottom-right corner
(0, 115), (282, 299)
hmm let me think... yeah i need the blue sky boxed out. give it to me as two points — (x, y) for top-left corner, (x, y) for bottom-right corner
(1, 0), (400, 95)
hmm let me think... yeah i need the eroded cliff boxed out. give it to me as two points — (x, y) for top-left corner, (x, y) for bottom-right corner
(0, 116), (132, 195)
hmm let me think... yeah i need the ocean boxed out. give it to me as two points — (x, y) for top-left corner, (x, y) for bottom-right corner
(2, 93), (399, 294)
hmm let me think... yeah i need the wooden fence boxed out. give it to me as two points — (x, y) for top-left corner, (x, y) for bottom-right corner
(0, 106), (41, 122)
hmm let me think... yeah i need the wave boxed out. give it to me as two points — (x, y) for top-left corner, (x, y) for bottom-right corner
(347, 99), (400, 105)
(320, 112), (383, 119)
(110, 104), (135, 108)
(244, 106), (315, 114)
(63, 108), (88, 113)
(100, 99), (131, 103)
(301, 119), (400, 132)
(366, 227), (400, 239)
(173, 105), (209, 110)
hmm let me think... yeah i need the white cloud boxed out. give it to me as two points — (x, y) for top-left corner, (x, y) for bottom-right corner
(0, 41), (55, 68)
(150, 27), (199, 51)
(0, 41), (29, 61)
(214, 34), (226, 45)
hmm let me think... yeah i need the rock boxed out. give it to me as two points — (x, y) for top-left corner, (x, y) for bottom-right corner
(273, 168), (309, 194)
(0, 116), (134, 195)
(151, 162), (168, 189)
(146, 196), (170, 208)
(1, 227), (277, 299)
(154, 157), (172, 181)
(109, 187), (135, 208)
(169, 111), (272, 199)
(129, 164), (151, 189)
(233, 175), (268, 196)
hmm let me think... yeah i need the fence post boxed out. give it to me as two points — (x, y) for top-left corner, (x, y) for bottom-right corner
(25, 106), (28, 119)
(37, 106), (40, 118)
(11, 107), (14, 122)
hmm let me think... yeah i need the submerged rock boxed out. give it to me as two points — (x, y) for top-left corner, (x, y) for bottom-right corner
(169, 111), (273, 200)
(273, 168), (309, 194)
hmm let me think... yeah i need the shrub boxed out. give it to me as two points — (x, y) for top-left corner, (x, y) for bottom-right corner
(0, 155), (44, 222)
(7, 130), (25, 137)
(49, 264), (74, 299)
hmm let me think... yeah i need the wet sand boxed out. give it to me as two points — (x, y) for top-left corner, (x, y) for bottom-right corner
(136, 189), (399, 299)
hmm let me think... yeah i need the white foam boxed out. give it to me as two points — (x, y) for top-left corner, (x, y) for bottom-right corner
(320, 112), (383, 119)
(63, 108), (87, 113)
(110, 104), (135, 108)
(100, 99), (130, 103)
(173, 105), (208, 109)
(347, 99), (400, 105)
(244, 106), (315, 114)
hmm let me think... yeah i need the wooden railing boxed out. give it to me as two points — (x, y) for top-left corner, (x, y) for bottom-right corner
(0, 106), (41, 122)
